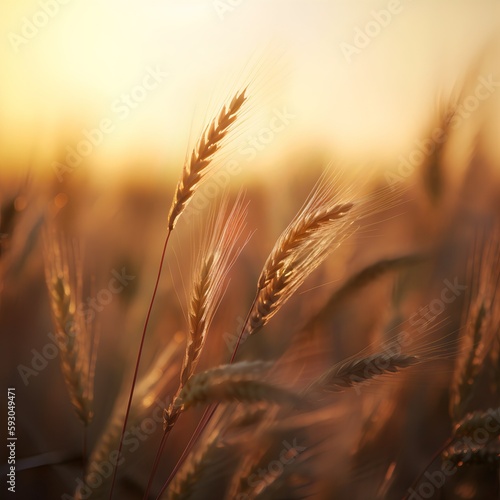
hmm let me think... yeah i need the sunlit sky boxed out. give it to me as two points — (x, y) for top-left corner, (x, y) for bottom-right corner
(1, 0), (499, 181)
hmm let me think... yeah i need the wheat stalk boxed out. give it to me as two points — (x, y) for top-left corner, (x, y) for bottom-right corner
(167, 89), (248, 231)
(44, 231), (96, 426)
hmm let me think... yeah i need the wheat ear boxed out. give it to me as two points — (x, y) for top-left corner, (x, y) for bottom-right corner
(167, 88), (248, 231)
(171, 361), (298, 412)
(442, 443), (500, 466)
(161, 431), (223, 500)
(452, 407), (500, 439)
(44, 231), (96, 426)
(308, 353), (418, 393)
(450, 225), (500, 422)
(450, 301), (488, 421)
(180, 196), (249, 387)
(245, 174), (357, 336)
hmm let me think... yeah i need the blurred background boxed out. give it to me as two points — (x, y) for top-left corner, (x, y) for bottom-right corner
(1, 0), (500, 181)
(1, 1), (500, 499)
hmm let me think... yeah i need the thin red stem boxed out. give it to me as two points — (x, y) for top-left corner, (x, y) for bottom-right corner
(402, 437), (452, 500)
(155, 406), (217, 499)
(142, 425), (173, 500)
(108, 228), (172, 500)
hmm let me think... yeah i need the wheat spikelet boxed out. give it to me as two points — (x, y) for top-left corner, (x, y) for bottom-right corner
(167, 89), (248, 231)
(75, 341), (180, 500)
(246, 174), (357, 336)
(173, 362), (297, 411)
(44, 231), (96, 426)
(310, 353), (418, 393)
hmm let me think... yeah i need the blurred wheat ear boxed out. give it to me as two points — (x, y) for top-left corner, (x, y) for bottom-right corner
(450, 223), (500, 422)
(172, 361), (297, 412)
(75, 341), (181, 500)
(43, 230), (97, 427)
(307, 353), (419, 394)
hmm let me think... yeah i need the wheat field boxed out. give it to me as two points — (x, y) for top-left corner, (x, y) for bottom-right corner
(2, 2), (500, 500)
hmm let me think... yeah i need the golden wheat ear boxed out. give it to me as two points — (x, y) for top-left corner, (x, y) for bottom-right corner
(245, 172), (358, 337)
(43, 229), (97, 426)
(167, 88), (248, 231)
(179, 195), (249, 388)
